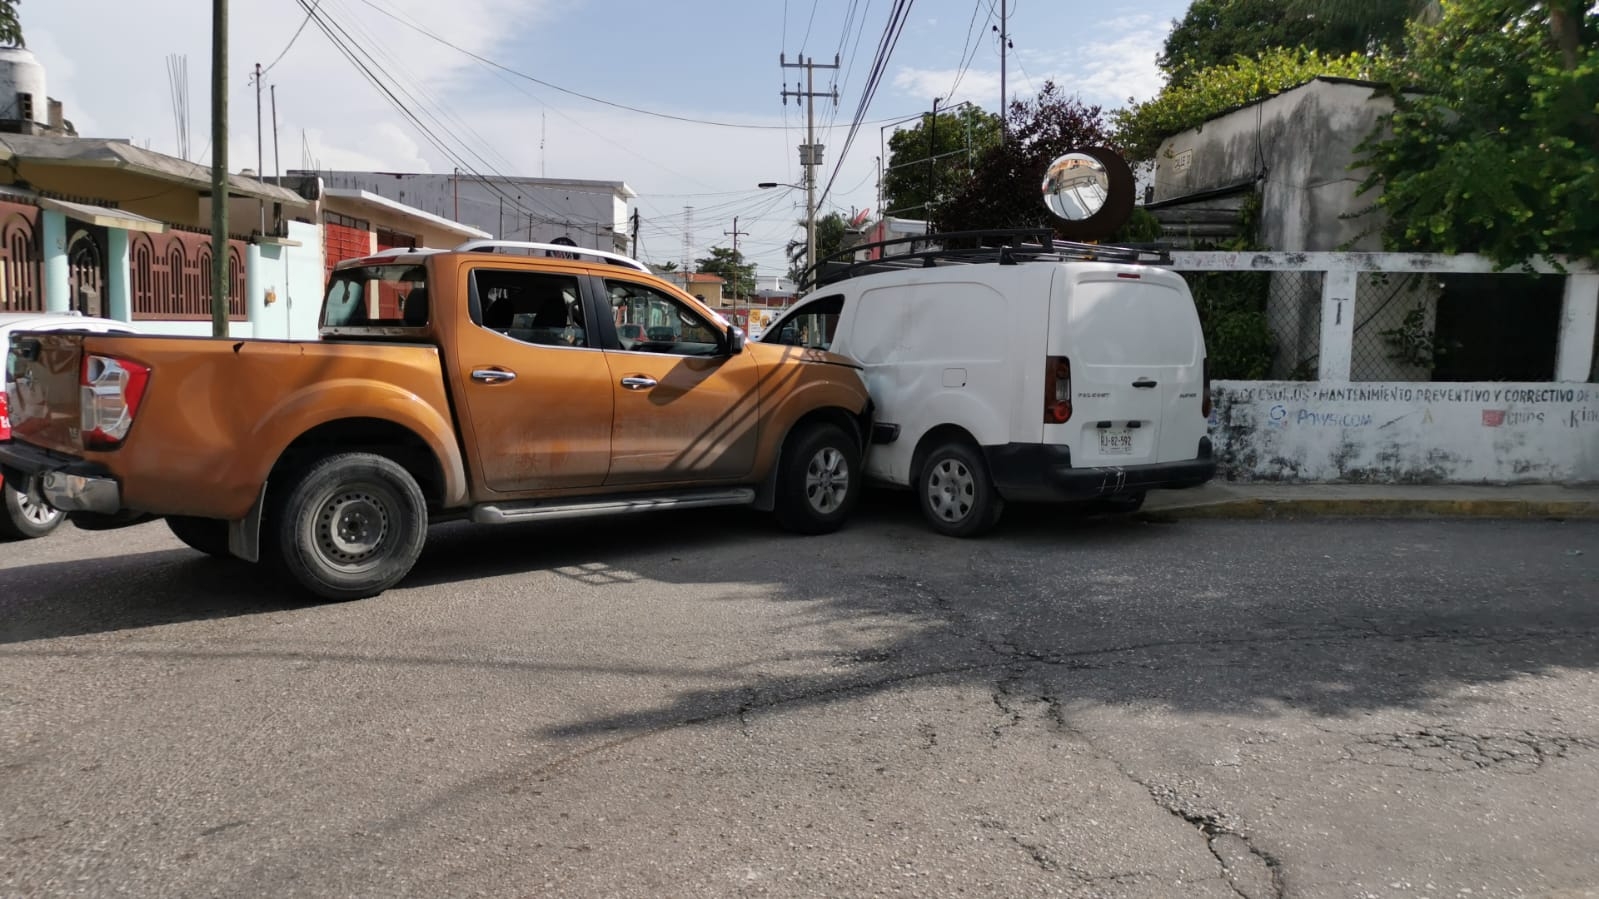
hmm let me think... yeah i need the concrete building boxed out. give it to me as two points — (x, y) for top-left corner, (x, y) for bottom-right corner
(299, 170), (636, 254)
(1147, 77), (1395, 252)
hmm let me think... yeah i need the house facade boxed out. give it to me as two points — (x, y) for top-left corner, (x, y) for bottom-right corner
(301, 170), (635, 254)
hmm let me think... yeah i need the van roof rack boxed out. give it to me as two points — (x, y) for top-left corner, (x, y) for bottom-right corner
(804, 228), (1171, 290)
(451, 239), (652, 274)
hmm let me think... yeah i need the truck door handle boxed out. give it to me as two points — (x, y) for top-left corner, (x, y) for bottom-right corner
(1132, 378), (1158, 389)
(620, 376), (658, 391)
(471, 368), (517, 384)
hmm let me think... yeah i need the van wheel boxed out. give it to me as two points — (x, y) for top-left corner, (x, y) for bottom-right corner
(166, 515), (233, 558)
(273, 453), (427, 601)
(917, 441), (1004, 537)
(774, 422), (860, 535)
(0, 480), (64, 539)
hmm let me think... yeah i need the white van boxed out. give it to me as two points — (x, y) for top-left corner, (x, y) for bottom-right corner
(760, 240), (1216, 536)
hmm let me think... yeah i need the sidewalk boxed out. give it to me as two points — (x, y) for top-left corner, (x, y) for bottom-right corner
(1143, 481), (1599, 520)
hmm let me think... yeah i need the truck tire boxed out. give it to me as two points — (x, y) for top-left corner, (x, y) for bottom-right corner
(0, 480), (64, 540)
(917, 440), (1005, 538)
(166, 515), (233, 558)
(272, 452), (428, 601)
(774, 422), (860, 535)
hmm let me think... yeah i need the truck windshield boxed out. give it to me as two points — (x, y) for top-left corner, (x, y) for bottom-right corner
(323, 264), (429, 330)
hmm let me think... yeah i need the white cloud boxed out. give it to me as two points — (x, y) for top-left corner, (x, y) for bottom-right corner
(25, 0), (550, 171)
(890, 67), (1002, 109)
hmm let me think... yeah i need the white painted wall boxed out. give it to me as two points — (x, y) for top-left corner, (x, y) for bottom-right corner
(1210, 381), (1599, 483)
(307, 172), (632, 251)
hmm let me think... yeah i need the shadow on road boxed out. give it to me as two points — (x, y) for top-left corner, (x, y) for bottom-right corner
(0, 547), (315, 644)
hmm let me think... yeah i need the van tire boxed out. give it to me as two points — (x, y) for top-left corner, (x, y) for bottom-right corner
(166, 515), (233, 557)
(272, 452), (428, 601)
(774, 422), (860, 535)
(0, 480), (64, 539)
(917, 441), (1004, 538)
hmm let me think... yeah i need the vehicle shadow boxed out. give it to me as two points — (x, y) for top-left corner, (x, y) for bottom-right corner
(0, 547), (314, 644)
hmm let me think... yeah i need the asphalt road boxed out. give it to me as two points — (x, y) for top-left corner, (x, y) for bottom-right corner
(2, 498), (1597, 898)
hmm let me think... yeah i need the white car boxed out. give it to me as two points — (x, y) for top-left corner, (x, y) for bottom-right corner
(762, 239), (1216, 536)
(1, 312), (143, 539)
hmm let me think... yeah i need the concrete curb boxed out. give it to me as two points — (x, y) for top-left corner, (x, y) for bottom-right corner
(1142, 498), (1599, 521)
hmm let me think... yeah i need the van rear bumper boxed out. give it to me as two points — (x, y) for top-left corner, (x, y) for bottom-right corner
(984, 438), (1216, 503)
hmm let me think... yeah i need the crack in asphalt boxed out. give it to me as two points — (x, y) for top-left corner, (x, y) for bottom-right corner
(1341, 725), (1598, 774)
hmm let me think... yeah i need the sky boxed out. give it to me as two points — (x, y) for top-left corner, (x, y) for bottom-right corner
(23, 0), (1189, 282)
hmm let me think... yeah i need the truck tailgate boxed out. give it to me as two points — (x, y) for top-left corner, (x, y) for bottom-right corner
(5, 333), (456, 520)
(6, 331), (87, 454)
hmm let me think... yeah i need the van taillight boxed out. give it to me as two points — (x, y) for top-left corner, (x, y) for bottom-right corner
(80, 354), (150, 450)
(1045, 356), (1072, 424)
(1201, 357), (1212, 417)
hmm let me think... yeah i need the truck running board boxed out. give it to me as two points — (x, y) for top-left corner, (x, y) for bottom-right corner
(469, 488), (757, 525)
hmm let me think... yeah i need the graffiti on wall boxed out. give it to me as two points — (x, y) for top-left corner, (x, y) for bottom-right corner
(1210, 381), (1599, 484)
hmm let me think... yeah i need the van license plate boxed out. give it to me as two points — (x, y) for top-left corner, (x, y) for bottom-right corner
(1099, 429), (1134, 455)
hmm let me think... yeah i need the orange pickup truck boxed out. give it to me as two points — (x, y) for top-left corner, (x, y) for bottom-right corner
(1, 241), (872, 599)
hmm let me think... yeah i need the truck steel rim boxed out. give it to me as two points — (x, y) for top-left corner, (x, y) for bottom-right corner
(14, 491), (61, 527)
(804, 446), (849, 515)
(926, 458), (975, 522)
(316, 487), (393, 569)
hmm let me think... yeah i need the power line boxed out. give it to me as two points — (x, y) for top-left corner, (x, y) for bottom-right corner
(263, 0), (320, 76)
(817, 0), (917, 210)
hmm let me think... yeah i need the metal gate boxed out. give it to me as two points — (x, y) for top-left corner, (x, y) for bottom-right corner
(67, 225), (107, 318)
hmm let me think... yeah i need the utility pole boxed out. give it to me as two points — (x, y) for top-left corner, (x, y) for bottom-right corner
(928, 97), (942, 225)
(253, 61), (264, 237)
(270, 84), (280, 180)
(209, 0), (229, 337)
(995, 1), (1011, 140)
(780, 53), (839, 285)
(723, 215), (750, 302)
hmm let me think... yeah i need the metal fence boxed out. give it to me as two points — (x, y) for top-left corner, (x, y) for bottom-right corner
(1168, 251), (1597, 384)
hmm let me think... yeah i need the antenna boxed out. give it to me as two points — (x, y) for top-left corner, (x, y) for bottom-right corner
(540, 111), (546, 179)
(166, 54), (191, 160)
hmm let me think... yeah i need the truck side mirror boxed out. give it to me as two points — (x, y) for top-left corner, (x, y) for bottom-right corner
(726, 326), (746, 355)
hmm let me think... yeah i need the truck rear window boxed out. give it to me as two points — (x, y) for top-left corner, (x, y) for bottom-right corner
(323, 264), (429, 331)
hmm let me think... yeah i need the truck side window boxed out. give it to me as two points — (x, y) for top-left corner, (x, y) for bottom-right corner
(763, 294), (845, 350)
(605, 280), (721, 357)
(470, 269), (589, 348)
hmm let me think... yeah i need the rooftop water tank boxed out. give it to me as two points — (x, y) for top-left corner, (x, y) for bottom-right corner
(0, 47), (47, 125)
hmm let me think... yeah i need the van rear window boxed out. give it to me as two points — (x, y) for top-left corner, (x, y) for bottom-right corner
(323, 264), (429, 331)
(1066, 278), (1198, 365)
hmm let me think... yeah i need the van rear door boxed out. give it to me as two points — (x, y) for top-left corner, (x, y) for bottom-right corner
(1046, 266), (1204, 467)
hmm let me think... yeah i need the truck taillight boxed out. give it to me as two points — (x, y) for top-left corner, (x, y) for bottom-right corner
(1202, 357), (1212, 417)
(1045, 355), (1072, 424)
(80, 354), (150, 450)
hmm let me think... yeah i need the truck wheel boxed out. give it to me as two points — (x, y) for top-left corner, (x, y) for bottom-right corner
(774, 422), (860, 535)
(166, 515), (233, 558)
(273, 453), (428, 601)
(917, 440), (1004, 538)
(0, 480), (64, 540)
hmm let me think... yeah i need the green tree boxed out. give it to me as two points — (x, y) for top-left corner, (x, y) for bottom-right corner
(0, 0), (21, 49)
(790, 211), (851, 285)
(937, 83), (1118, 232)
(1115, 46), (1374, 160)
(880, 104), (1002, 220)
(1158, 0), (1416, 89)
(1356, 0), (1599, 265)
(695, 246), (756, 299)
